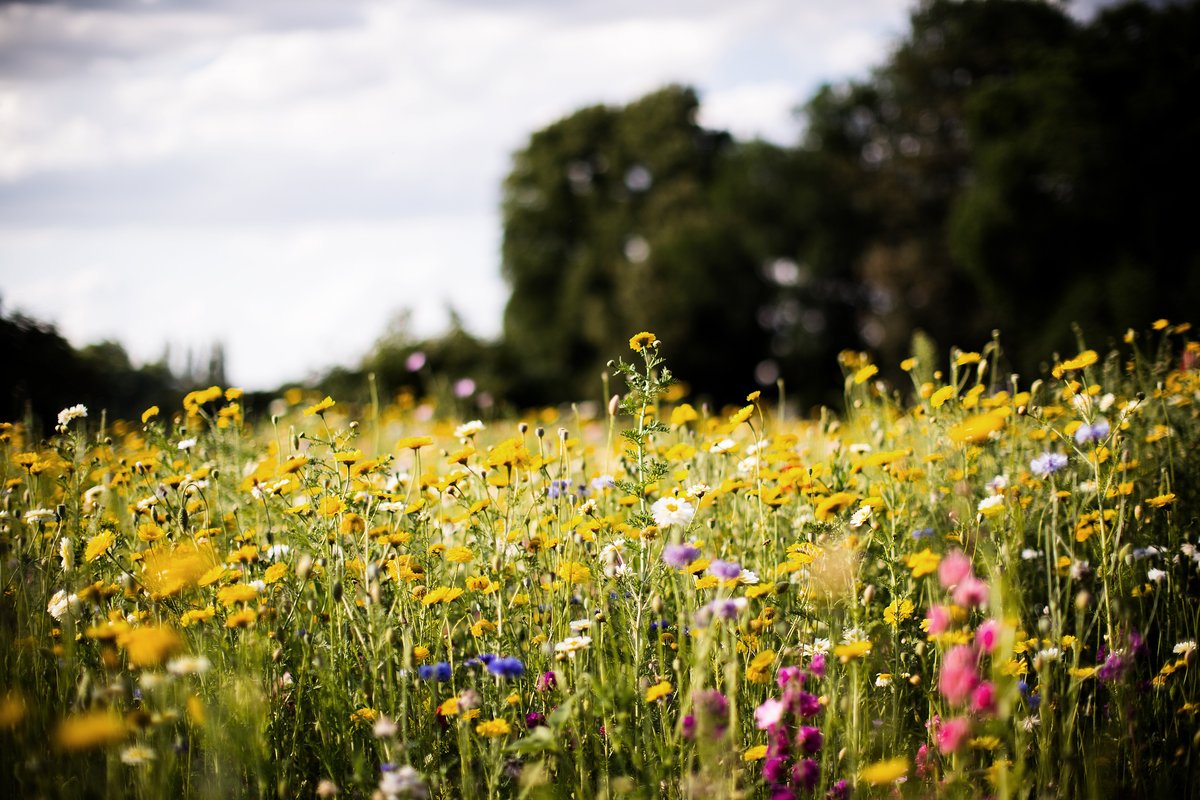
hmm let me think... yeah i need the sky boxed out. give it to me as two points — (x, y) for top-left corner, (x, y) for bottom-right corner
(0, 0), (1093, 389)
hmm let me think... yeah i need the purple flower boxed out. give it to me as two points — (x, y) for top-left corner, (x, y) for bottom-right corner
(762, 756), (790, 785)
(525, 711), (546, 728)
(777, 666), (805, 688)
(405, 351), (426, 371)
(1074, 418), (1110, 445)
(548, 479), (572, 500)
(695, 597), (748, 624)
(537, 671), (557, 692)
(487, 656), (525, 679)
(796, 726), (823, 754)
(1030, 451), (1069, 477)
(808, 653), (826, 679)
(826, 779), (850, 800)
(708, 559), (742, 580)
(792, 758), (820, 791)
(662, 543), (701, 569)
(681, 714), (697, 740)
(793, 690), (821, 719)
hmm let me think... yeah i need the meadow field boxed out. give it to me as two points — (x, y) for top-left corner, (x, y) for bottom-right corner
(2, 324), (1198, 799)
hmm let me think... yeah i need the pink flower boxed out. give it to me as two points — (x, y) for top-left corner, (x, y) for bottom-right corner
(755, 698), (785, 730)
(938, 645), (980, 705)
(777, 666), (805, 688)
(926, 604), (952, 635)
(952, 575), (989, 608)
(938, 549), (973, 588)
(975, 619), (1000, 653)
(970, 681), (997, 715)
(936, 716), (972, 754)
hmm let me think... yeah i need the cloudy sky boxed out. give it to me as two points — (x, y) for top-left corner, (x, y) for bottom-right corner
(2, 0), (958, 388)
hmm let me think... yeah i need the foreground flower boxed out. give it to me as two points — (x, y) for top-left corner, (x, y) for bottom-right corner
(57, 404), (88, 429)
(1030, 452), (1069, 477)
(860, 757), (908, 785)
(475, 718), (511, 737)
(55, 711), (127, 750)
(651, 497), (695, 527)
(662, 543), (701, 569)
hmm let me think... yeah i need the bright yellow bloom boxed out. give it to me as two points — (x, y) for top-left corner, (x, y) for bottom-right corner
(84, 531), (115, 563)
(1146, 493), (1177, 508)
(476, 718), (511, 737)
(645, 681), (673, 702)
(728, 405), (754, 426)
(743, 745), (769, 761)
(118, 625), (183, 669)
(860, 757), (908, 785)
(445, 546), (473, 564)
(303, 396), (335, 417)
(670, 404), (699, 427)
(396, 436), (434, 451)
(217, 584), (259, 607)
(853, 364), (878, 384)
(558, 561), (591, 585)
(224, 608), (257, 628)
(140, 406), (159, 423)
(904, 548), (941, 578)
(422, 586), (465, 606)
(947, 411), (1005, 445)
(180, 607), (216, 627)
(930, 386), (956, 408)
(629, 331), (657, 352)
(834, 640), (872, 662)
(884, 598), (915, 626)
(55, 711), (127, 750)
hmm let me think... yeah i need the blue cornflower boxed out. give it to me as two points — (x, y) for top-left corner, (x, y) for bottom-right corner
(548, 479), (572, 499)
(486, 656), (525, 679)
(418, 661), (452, 681)
(707, 559), (741, 580)
(662, 543), (701, 569)
(911, 527), (935, 540)
(1030, 451), (1069, 477)
(1074, 418), (1110, 445)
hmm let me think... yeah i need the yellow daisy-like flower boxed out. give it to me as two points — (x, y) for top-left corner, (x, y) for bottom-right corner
(179, 607), (216, 627)
(224, 608), (257, 628)
(475, 718), (511, 737)
(1146, 493), (1177, 508)
(860, 757), (908, 785)
(117, 625), (183, 669)
(444, 546), (473, 564)
(217, 584), (259, 607)
(84, 531), (115, 563)
(883, 598), (915, 626)
(904, 548), (941, 577)
(728, 405), (754, 427)
(834, 640), (872, 662)
(644, 680), (672, 702)
(947, 411), (1006, 445)
(853, 364), (878, 384)
(557, 561), (591, 585)
(930, 385), (956, 408)
(396, 436), (434, 451)
(629, 331), (657, 352)
(303, 396), (335, 417)
(55, 711), (128, 751)
(743, 745), (768, 762)
(140, 406), (159, 423)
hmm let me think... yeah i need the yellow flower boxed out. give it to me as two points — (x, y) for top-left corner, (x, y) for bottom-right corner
(55, 711), (128, 750)
(140, 406), (159, 423)
(445, 546), (473, 564)
(853, 364), (878, 384)
(814, 491), (857, 521)
(396, 436), (434, 451)
(670, 404), (699, 427)
(84, 531), (115, 563)
(476, 718), (511, 737)
(180, 607), (216, 627)
(834, 640), (872, 662)
(225, 608), (257, 628)
(422, 586), (465, 606)
(263, 562), (289, 584)
(884, 598), (915, 626)
(645, 680), (673, 702)
(860, 757), (908, 785)
(947, 411), (1005, 445)
(118, 626), (183, 669)
(303, 396), (335, 417)
(350, 707), (379, 725)
(558, 561), (591, 585)
(743, 745), (769, 762)
(728, 405), (754, 426)
(904, 548), (941, 578)
(930, 386), (956, 408)
(141, 540), (220, 598)
(629, 331), (657, 352)
(217, 584), (259, 607)
(1146, 493), (1177, 508)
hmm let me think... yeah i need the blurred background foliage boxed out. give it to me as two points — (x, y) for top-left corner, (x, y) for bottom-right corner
(6, 0), (1199, 424)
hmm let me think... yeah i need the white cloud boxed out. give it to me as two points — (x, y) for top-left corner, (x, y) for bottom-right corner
(0, 0), (915, 388)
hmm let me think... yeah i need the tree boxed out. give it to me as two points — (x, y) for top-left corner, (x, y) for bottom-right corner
(500, 85), (777, 405)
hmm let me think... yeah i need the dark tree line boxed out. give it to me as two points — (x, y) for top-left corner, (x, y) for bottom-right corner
(498, 0), (1200, 408)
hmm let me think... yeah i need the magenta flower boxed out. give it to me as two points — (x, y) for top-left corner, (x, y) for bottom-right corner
(970, 681), (997, 715)
(755, 698), (785, 729)
(938, 645), (980, 705)
(952, 575), (989, 608)
(926, 604), (951, 635)
(938, 549), (973, 589)
(976, 619), (1000, 652)
(936, 716), (972, 754)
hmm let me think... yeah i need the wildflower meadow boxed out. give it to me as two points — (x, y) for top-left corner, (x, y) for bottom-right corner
(2, 322), (1199, 799)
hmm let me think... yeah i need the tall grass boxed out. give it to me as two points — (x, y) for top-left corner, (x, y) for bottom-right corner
(1, 323), (1198, 798)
